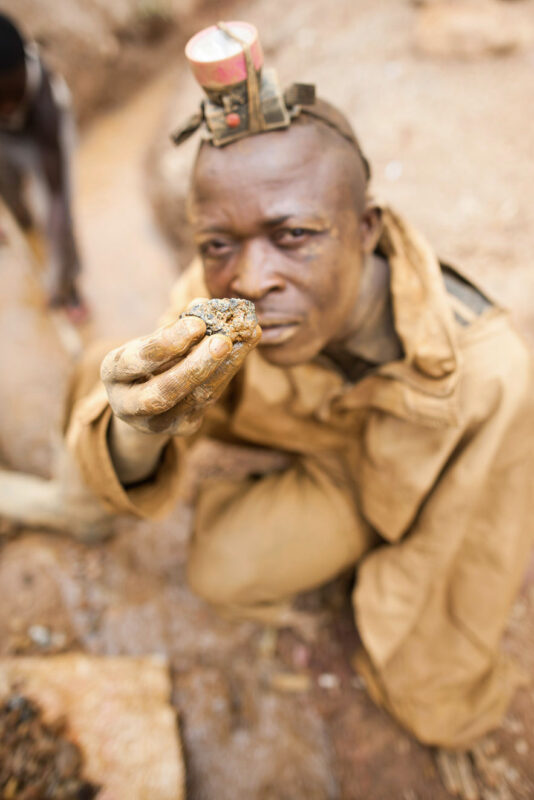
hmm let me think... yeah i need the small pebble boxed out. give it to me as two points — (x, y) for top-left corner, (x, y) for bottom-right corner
(317, 673), (340, 690)
(269, 671), (311, 693)
(504, 764), (520, 784)
(503, 715), (523, 735)
(385, 160), (403, 182)
(292, 643), (311, 670)
(28, 625), (52, 648)
(51, 631), (67, 649)
(257, 627), (278, 659)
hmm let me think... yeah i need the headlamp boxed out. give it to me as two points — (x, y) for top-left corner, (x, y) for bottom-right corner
(172, 21), (315, 147)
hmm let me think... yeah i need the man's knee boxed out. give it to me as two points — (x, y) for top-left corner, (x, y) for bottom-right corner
(186, 540), (263, 609)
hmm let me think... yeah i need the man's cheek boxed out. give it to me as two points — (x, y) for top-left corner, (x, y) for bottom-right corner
(312, 274), (341, 314)
(203, 265), (231, 297)
(300, 239), (334, 264)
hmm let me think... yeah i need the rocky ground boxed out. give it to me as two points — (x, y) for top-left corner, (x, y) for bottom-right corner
(1, 0), (534, 798)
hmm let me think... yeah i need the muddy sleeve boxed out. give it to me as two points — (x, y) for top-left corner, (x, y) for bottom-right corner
(64, 341), (184, 518)
(352, 329), (534, 748)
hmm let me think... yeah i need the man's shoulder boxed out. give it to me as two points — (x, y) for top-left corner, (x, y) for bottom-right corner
(459, 309), (531, 383)
(440, 263), (528, 364)
(428, 266), (532, 429)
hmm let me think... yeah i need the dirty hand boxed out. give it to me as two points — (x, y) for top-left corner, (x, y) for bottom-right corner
(101, 298), (261, 484)
(435, 739), (516, 800)
(101, 298), (261, 439)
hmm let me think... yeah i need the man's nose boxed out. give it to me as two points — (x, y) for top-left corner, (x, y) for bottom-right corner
(230, 239), (285, 301)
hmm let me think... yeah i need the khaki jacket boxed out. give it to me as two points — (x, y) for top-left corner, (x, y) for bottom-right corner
(67, 209), (534, 748)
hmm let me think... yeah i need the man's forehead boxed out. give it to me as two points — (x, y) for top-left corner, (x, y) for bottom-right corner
(190, 123), (359, 217)
(195, 125), (324, 180)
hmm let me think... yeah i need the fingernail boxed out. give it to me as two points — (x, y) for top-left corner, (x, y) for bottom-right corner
(209, 335), (232, 359)
(183, 315), (205, 335)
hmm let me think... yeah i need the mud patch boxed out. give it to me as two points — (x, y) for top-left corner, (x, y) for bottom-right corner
(0, 693), (99, 800)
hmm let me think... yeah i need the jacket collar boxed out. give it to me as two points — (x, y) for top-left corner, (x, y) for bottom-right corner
(312, 207), (462, 427)
(376, 207), (459, 383)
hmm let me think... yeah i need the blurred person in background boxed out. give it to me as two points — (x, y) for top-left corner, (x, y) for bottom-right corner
(0, 12), (87, 323)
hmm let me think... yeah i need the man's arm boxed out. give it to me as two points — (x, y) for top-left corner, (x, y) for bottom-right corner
(107, 416), (170, 486)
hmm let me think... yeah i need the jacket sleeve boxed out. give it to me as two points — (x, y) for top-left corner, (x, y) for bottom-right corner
(64, 341), (184, 518)
(353, 320), (534, 748)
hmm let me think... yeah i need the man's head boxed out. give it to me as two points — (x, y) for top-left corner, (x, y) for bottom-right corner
(188, 107), (381, 367)
(0, 14), (27, 120)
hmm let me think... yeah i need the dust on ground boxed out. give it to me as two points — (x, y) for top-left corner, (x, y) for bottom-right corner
(1, 1), (534, 799)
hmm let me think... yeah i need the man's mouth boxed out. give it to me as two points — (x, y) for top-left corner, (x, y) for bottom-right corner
(257, 317), (300, 345)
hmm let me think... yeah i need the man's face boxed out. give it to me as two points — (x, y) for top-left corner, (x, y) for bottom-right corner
(0, 65), (26, 120)
(189, 123), (376, 366)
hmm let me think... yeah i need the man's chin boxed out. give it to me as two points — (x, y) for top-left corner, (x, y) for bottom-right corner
(258, 339), (319, 368)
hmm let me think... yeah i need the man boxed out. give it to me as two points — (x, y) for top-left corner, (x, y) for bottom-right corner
(4, 21), (534, 798)
(0, 13), (87, 321)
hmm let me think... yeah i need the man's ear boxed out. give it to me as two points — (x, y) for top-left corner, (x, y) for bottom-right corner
(360, 205), (382, 254)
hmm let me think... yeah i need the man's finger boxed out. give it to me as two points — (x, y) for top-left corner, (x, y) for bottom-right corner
(149, 330), (261, 418)
(101, 315), (206, 383)
(108, 333), (233, 417)
(185, 296), (210, 311)
(188, 325), (262, 402)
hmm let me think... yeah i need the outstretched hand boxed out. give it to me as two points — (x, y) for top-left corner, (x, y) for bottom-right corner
(101, 298), (261, 439)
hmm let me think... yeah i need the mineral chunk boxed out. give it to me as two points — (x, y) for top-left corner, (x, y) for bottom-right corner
(0, 694), (100, 799)
(181, 298), (257, 341)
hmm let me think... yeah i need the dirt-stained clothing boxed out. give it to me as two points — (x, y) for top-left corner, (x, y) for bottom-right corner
(66, 208), (534, 748)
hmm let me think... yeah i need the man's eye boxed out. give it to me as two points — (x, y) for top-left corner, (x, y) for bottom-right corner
(274, 228), (311, 247)
(199, 239), (232, 258)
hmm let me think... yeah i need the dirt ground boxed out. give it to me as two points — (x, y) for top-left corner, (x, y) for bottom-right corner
(1, 1), (534, 798)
